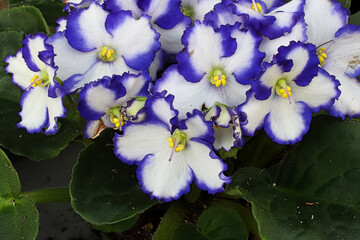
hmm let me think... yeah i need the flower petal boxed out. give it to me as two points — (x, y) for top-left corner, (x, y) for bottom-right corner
(239, 91), (273, 136)
(106, 12), (160, 70)
(5, 50), (36, 90)
(265, 98), (312, 144)
(46, 32), (99, 81)
(113, 122), (170, 164)
(137, 149), (193, 201)
(65, 2), (110, 51)
(292, 68), (340, 112)
(17, 87), (48, 133)
(186, 140), (230, 193)
(304, 0), (349, 46)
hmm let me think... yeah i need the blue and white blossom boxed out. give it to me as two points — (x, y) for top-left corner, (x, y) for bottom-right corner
(205, 103), (247, 151)
(224, 0), (305, 39)
(174, 21), (264, 111)
(113, 92), (230, 201)
(47, 2), (160, 93)
(5, 34), (66, 134)
(78, 72), (150, 138)
(104, 0), (191, 54)
(239, 41), (340, 144)
(304, 0), (360, 118)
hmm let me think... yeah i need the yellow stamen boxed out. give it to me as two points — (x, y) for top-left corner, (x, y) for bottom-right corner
(175, 144), (185, 152)
(251, 2), (263, 13)
(275, 78), (292, 100)
(99, 46), (115, 62)
(317, 47), (328, 66)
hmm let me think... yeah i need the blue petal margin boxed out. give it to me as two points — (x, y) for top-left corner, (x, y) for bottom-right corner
(275, 41), (319, 87)
(264, 101), (312, 145)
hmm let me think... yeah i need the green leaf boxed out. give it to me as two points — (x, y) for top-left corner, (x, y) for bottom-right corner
(0, 6), (49, 34)
(92, 215), (140, 233)
(171, 205), (249, 240)
(0, 149), (39, 240)
(70, 130), (157, 225)
(0, 197), (39, 240)
(0, 29), (24, 69)
(350, 11), (360, 25)
(0, 148), (21, 198)
(226, 115), (360, 240)
(172, 224), (206, 240)
(9, 0), (67, 28)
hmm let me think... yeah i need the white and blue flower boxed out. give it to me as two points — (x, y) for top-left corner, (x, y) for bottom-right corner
(113, 92), (230, 201)
(46, 2), (160, 93)
(239, 41), (340, 144)
(5, 33), (66, 134)
(205, 103), (247, 151)
(169, 21), (264, 114)
(304, 0), (360, 118)
(77, 72), (150, 138)
(104, 0), (191, 54)
(223, 0), (305, 39)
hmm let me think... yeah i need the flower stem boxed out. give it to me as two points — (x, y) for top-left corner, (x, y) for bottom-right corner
(153, 201), (186, 240)
(21, 187), (70, 204)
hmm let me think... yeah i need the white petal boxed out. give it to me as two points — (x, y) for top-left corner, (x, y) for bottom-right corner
(68, 3), (111, 49)
(114, 123), (169, 163)
(324, 30), (360, 78)
(285, 44), (312, 81)
(182, 113), (209, 139)
(222, 28), (260, 74)
(47, 32), (98, 81)
(138, 149), (192, 201)
(185, 23), (223, 74)
(292, 69), (338, 111)
(155, 68), (205, 119)
(45, 91), (66, 134)
(150, 96), (178, 126)
(213, 126), (235, 151)
(5, 51), (37, 90)
(154, 23), (186, 54)
(85, 83), (117, 113)
(241, 92), (273, 135)
(330, 75), (360, 118)
(110, 15), (158, 60)
(260, 21), (307, 63)
(186, 140), (228, 192)
(18, 87), (48, 133)
(266, 97), (310, 144)
(304, 0), (348, 46)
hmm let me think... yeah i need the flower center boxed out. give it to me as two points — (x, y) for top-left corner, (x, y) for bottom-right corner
(168, 129), (187, 153)
(181, 5), (195, 20)
(28, 72), (49, 89)
(317, 47), (328, 66)
(251, 1), (263, 13)
(99, 46), (115, 62)
(209, 68), (227, 88)
(275, 78), (292, 99)
(109, 107), (125, 130)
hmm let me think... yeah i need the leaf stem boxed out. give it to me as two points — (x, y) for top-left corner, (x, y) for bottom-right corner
(153, 201), (186, 240)
(21, 187), (70, 204)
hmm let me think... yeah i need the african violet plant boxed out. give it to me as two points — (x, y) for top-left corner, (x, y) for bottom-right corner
(1, 0), (360, 239)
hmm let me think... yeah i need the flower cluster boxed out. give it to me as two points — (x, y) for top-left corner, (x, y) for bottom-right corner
(5, 0), (360, 201)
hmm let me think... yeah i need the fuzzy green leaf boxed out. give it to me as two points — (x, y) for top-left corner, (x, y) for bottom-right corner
(226, 115), (360, 240)
(70, 130), (157, 225)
